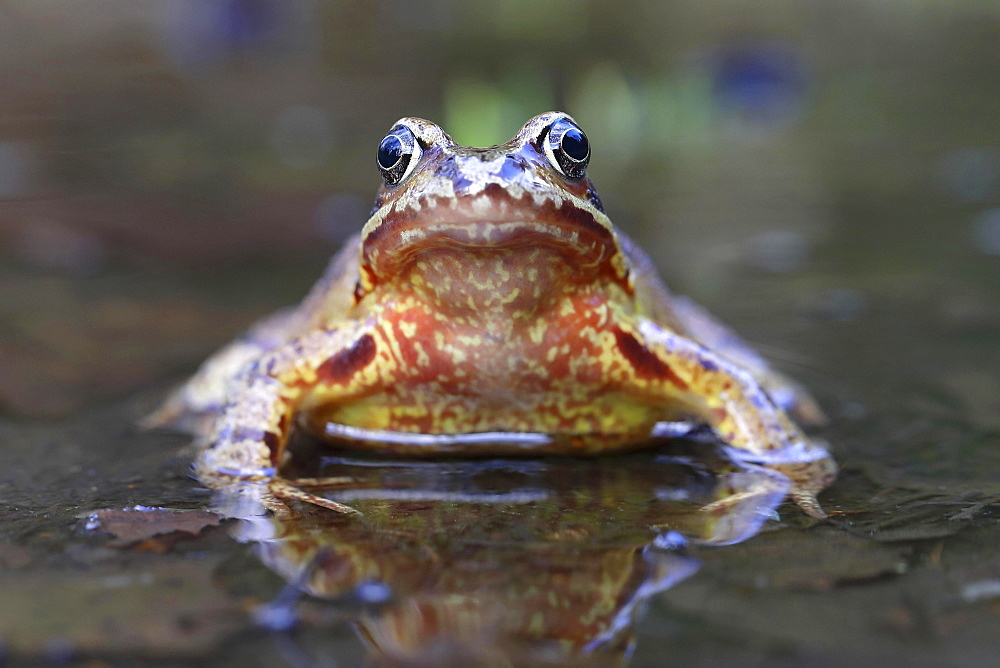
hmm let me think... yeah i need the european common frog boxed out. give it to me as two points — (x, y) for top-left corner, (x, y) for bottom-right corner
(151, 112), (835, 517)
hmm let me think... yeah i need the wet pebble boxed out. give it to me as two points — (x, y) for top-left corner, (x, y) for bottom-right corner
(747, 229), (810, 273)
(938, 148), (998, 202)
(961, 580), (1000, 603)
(253, 600), (299, 632)
(354, 580), (393, 604)
(803, 288), (866, 321)
(42, 638), (75, 663)
(971, 208), (1000, 255)
(16, 220), (107, 276)
(839, 400), (867, 420)
(653, 531), (688, 551)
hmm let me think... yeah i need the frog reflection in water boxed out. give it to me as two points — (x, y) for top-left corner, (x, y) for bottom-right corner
(150, 112), (835, 517)
(233, 452), (790, 664)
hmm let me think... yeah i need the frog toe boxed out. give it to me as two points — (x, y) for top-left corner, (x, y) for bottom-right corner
(270, 479), (362, 516)
(789, 489), (828, 519)
(770, 454), (837, 519)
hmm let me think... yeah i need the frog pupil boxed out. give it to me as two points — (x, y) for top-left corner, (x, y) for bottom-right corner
(378, 135), (403, 170)
(544, 118), (590, 179)
(561, 127), (589, 162)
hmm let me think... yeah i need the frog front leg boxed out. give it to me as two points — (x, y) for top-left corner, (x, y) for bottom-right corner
(620, 319), (836, 518)
(668, 296), (828, 427)
(143, 306), (302, 433)
(196, 323), (387, 515)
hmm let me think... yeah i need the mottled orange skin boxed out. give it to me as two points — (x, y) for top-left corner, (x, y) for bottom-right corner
(151, 112), (835, 517)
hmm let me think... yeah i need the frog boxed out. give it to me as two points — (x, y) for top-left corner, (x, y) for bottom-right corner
(148, 111), (836, 518)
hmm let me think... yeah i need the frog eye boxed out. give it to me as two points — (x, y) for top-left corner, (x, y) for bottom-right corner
(377, 125), (422, 186)
(543, 117), (590, 180)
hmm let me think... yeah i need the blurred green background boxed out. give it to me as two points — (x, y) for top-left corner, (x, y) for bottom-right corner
(2, 2), (1000, 664)
(0, 0), (998, 448)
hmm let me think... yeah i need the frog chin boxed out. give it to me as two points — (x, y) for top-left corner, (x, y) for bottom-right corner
(388, 240), (590, 319)
(362, 188), (621, 281)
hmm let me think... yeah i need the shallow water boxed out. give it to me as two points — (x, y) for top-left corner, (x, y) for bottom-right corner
(2, 2), (1000, 666)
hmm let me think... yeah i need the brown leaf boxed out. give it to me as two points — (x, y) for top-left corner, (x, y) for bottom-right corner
(82, 507), (221, 549)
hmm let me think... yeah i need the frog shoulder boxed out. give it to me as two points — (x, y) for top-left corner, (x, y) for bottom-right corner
(620, 230), (768, 368)
(617, 230), (690, 334)
(296, 233), (364, 329)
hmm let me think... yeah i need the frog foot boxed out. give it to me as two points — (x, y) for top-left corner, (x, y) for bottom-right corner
(269, 478), (362, 516)
(767, 455), (838, 520)
(204, 475), (362, 519)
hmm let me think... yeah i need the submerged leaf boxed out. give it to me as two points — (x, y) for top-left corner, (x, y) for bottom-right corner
(82, 506), (221, 549)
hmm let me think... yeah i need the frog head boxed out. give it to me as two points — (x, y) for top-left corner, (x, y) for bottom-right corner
(356, 112), (631, 309)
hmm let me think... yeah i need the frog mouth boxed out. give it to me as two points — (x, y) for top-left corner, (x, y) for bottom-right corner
(361, 184), (625, 279)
